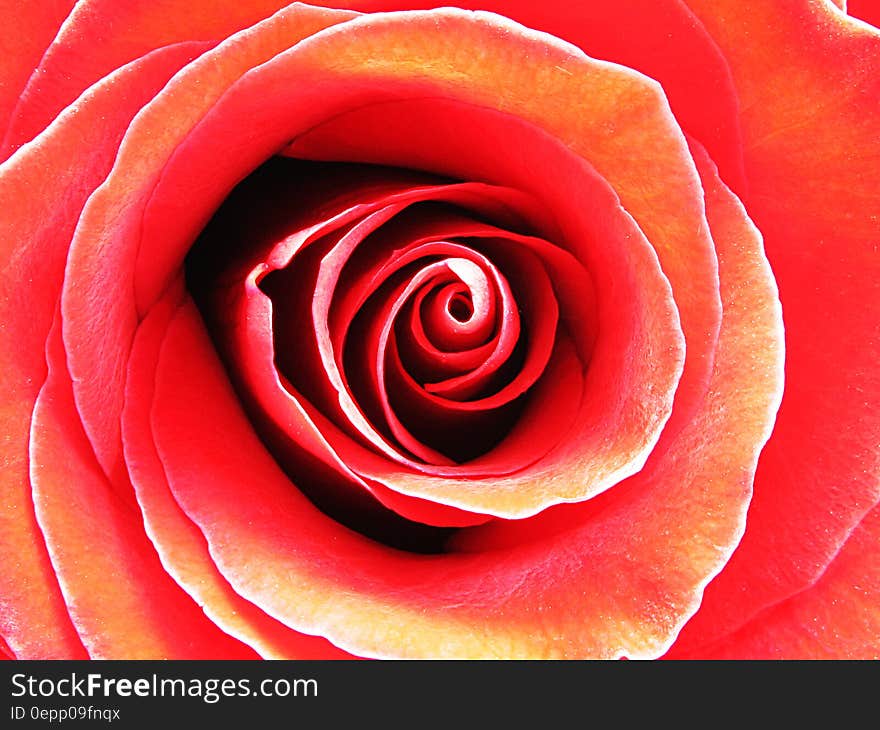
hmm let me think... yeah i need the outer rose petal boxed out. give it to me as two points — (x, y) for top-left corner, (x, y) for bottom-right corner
(0, 0), (330, 158)
(667, 0), (880, 655)
(3, 1), (749, 197)
(286, 0), (749, 195)
(681, 504), (880, 659)
(122, 282), (354, 658)
(0, 0), (74, 138)
(0, 42), (206, 658)
(31, 313), (257, 659)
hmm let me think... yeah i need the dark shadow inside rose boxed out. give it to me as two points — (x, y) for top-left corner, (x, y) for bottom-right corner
(186, 156), (568, 553)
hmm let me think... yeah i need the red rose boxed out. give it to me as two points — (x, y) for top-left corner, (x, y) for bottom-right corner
(0, 0), (877, 659)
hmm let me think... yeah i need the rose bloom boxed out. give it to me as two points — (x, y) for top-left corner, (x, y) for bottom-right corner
(0, 0), (878, 660)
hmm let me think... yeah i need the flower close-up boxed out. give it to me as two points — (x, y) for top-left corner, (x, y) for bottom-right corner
(1, 0), (878, 660)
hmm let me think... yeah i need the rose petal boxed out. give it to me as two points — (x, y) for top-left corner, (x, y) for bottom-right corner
(0, 0), (75, 144)
(666, 0), (880, 653)
(31, 311), (257, 659)
(304, 0), (747, 196)
(676, 503), (880, 659)
(345, 251), (523, 462)
(4, 0), (748, 200)
(448, 139), (784, 652)
(122, 282), (354, 658)
(0, 41), (204, 659)
(0, 0), (330, 157)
